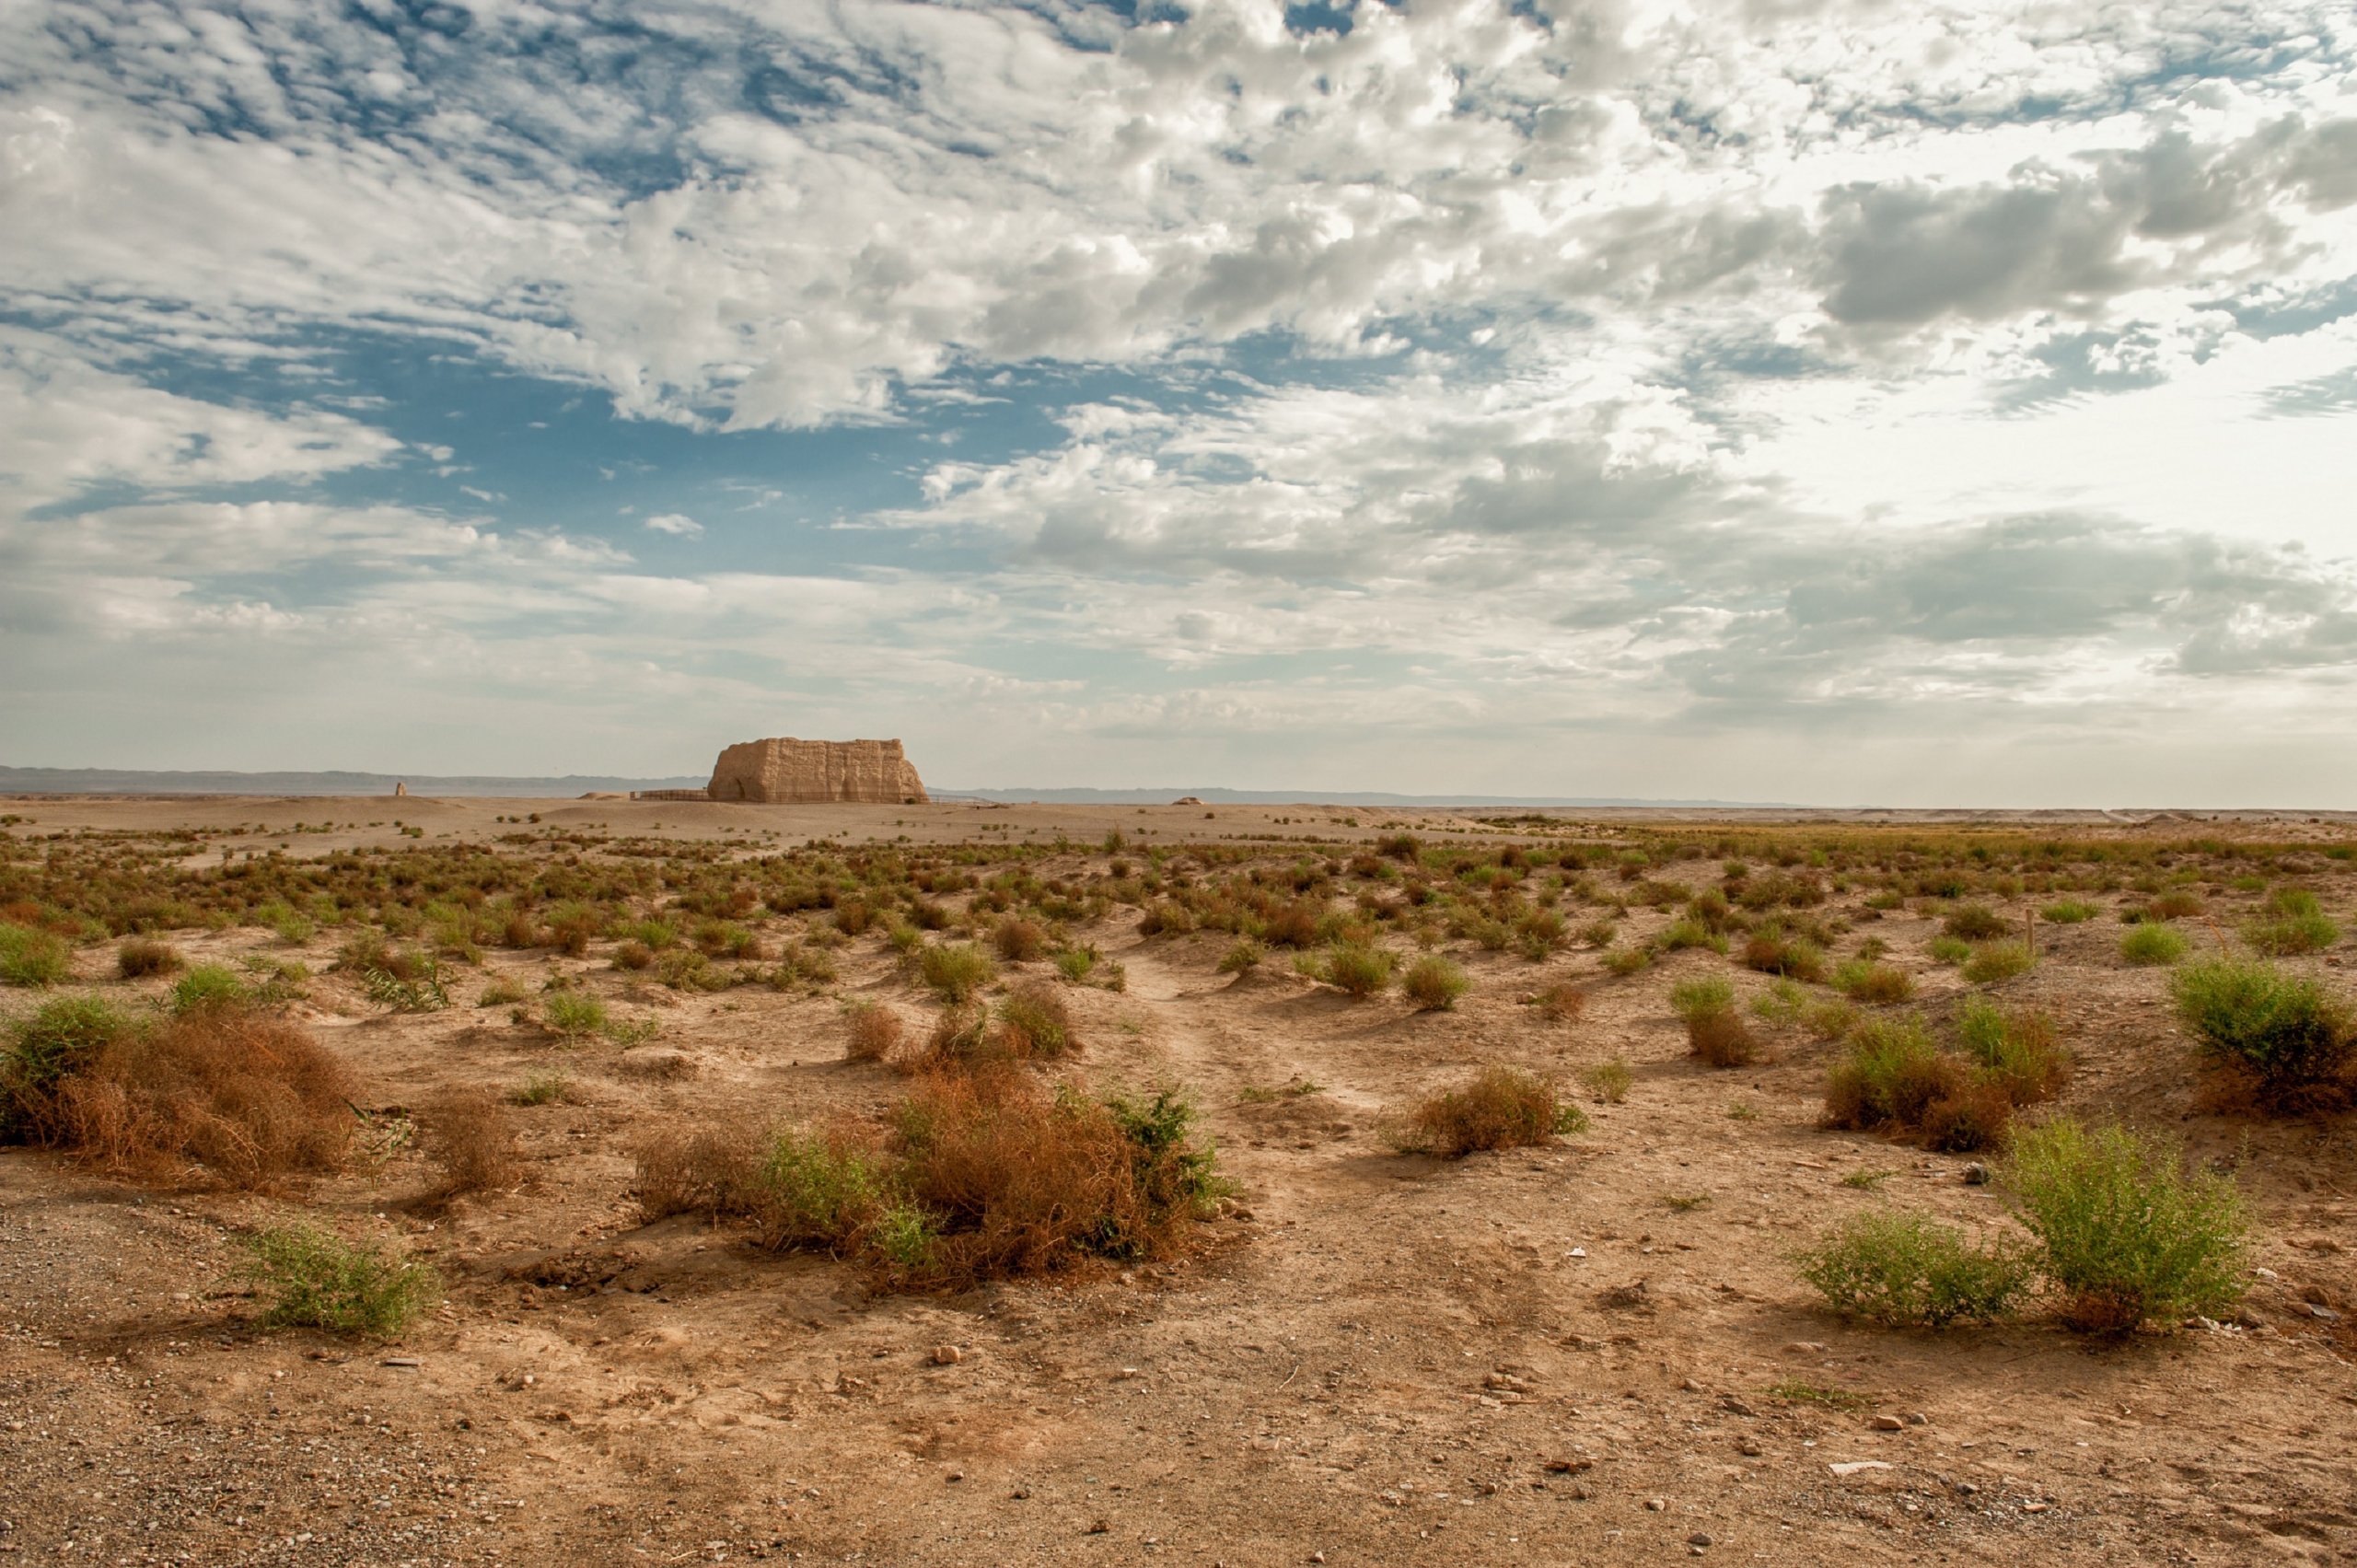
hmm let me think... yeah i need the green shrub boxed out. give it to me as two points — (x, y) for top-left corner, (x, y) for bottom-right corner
(1833, 959), (1914, 1004)
(2245, 889), (2340, 956)
(921, 943), (997, 1003)
(756, 1128), (892, 1251)
(244, 1225), (440, 1337)
(1821, 1016), (1956, 1131)
(2039, 900), (2098, 924)
(1581, 1057), (1632, 1104)
(1105, 1089), (1228, 1222)
(0, 925), (73, 987)
(514, 1070), (573, 1106)
(543, 991), (609, 1038)
(617, 918), (679, 951)
(1927, 935), (1971, 964)
(1054, 946), (1098, 983)
(1955, 997), (2070, 1105)
(1321, 942), (1395, 997)
(1602, 946), (1651, 977)
(1668, 975), (1736, 1022)
(2003, 1119), (2248, 1332)
(995, 983), (1075, 1057)
(1943, 903), (2011, 941)
(2120, 923), (2189, 965)
(2169, 956), (2351, 1109)
(254, 902), (316, 946)
(1793, 1212), (2032, 1328)
(1217, 937), (1266, 975)
(1400, 955), (1469, 1011)
(1741, 927), (1825, 981)
(2, 995), (132, 1137)
(172, 963), (249, 1013)
(1962, 939), (2035, 983)
(1658, 918), (1727, 954)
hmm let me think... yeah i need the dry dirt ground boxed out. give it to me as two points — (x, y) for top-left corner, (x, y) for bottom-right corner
(4, 801), (2357, 1568)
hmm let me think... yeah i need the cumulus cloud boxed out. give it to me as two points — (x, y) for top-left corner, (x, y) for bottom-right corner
(6, 0), (2357, 797)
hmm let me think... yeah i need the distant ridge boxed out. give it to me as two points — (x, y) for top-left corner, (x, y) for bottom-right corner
(0, 766), (706, 798)
(939, 786), (1796, 807)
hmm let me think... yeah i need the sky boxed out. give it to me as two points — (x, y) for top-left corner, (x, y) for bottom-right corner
(4, 0), (2357, 805)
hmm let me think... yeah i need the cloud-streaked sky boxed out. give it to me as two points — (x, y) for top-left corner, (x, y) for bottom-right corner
(5, 0), (2357, 803)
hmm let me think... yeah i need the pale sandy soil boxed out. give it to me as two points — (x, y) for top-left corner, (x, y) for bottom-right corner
(2, 806), (2355, 1568)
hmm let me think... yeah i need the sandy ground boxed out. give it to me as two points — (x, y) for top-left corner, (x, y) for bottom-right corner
(3, 807), (2356, 1567)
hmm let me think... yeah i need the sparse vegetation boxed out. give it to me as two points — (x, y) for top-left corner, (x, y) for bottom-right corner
(426, 1088), (520, 1197)
(1217, 937), (1266, 974)
(1319, 941), (1394, 997)
(1671, 975), (1757, 1067)
(542, 991), (609, 1038)
(2245, 888), (2340, 956)
(2040, 899), (2098, 924)
(1943, 903), (2011, 941)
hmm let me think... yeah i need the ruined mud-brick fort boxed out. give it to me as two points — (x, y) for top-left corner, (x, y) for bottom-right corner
(635, 738), (928, 804)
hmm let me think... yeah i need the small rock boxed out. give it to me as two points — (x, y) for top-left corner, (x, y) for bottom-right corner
(1960, 1162), (1989, 1185)
(1737, 1440), (1763, 1458)
(2307, 1303), (2344, 1322)
(1869, 1415), (1904, 1432)
(1009, 1487), (1032, 1500)
(1086, 1518), (1109, 1535)
(1310, 1556), (1327, 1564)
(932, 1345), (962, 1365)
(1955, 1481), (1980, 1495)
(1907, 1412), (1929, 1425)
(1718, 1394), (1757, 1417)
(2253, 1267), (2280, 1281)
(1688, 1532), (1714, 1548)
(1783, 1341), (1826, 1354)
(1829, 1461), (1893, 1478)
(1543, 1458), (1594, 1474)
(1644, 1498), (1667, 1512)
(945, 1470), (964, 1483)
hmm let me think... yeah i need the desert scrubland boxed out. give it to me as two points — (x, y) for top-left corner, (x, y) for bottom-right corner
(3, 797), (2356, 1568)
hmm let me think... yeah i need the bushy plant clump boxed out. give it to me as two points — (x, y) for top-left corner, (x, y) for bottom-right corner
(0, 923), (73, 987)
(1400, 955), (1469, 1011)
(1390, 1065), (1585, 1156)
(2170, 955), (2352, 1111)
(1793, 1213), (2031, 1328)
(2003, 1119), (2247, 1332)
(245, 1224), (439, 1336)
(2121, 924), (2190, 966)
(2245, 888), (2340, 957)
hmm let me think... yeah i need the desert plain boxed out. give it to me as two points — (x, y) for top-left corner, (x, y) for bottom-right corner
(2, 796), (2355, 1568)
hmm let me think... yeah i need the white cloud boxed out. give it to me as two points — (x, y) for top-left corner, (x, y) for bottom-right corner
(643, 513), (704, 537)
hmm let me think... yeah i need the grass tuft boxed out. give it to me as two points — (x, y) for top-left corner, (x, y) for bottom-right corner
(117, 938), (185, 979)
(1793, 1212), (2031, 1329)
(245, 1224), (439, 1337)
(1400, 955), (1470, 1011)
(2169, 955), (2352, 1112)
(0, 924), (74, 987)
(2121, 924), (2190, 966)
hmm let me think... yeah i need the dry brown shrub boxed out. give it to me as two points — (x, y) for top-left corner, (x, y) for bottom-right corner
(52, 1009), (355, 1188)
(844, 1002), (905, 1063)
(992, 983), (1074, 1060)
(633, 1116), (762, 1223)
(1536, 983), (1586, 1022)
(1919, 1081), (2013, 1153)
(1391, 1064), (1571, 1158)
(1263, 904), (1322, 947)
(117, 939), (184, 979)
(426, 1088), (521, 1197)
(1687, 1010), (1759, 1068)
(501, 912), (539, 949)
(916, 1005), (990, 1073)
(890, 1067), (1162, 1285)
(993, 918), (1048, 963)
